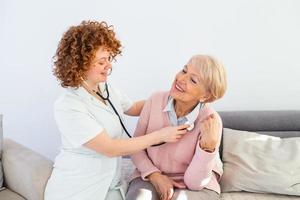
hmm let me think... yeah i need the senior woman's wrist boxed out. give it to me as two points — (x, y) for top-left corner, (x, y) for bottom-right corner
(199, 143), (215, 153)
(148, 171), (162, 182)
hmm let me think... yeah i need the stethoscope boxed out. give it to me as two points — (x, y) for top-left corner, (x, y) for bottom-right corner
(95, 83), (132, 138)
(94, 83), (164, 147)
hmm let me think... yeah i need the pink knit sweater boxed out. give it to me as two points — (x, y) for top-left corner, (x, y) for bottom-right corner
(130, 91), (223, 194)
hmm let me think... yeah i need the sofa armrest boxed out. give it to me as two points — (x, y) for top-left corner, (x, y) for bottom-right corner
(2, 138), (53, 200)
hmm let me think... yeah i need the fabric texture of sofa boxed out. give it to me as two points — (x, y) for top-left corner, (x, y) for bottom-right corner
(0, 138), (54, 200)
(0, 115), (53, 200)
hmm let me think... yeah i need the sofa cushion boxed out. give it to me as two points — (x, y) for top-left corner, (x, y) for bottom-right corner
(221, 191), (300, 200)
(2, 139), (53, 200)
(221, 128), (300, 196)
(0, 114), (3, 188)
(219, 110), (300, 132)
(0, 188), (26, 200)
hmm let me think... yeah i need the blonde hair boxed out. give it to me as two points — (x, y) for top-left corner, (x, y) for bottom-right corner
(188, 55), (227, 103)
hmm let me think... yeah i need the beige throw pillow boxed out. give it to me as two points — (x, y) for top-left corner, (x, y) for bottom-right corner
(221, 128), (300, 196)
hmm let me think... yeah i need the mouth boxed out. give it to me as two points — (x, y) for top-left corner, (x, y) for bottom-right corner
(174, 82), (185, 92)
(101, 72), (109, 76)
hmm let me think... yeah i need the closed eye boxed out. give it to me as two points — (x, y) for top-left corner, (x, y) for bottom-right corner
(191, 78), (197, 84)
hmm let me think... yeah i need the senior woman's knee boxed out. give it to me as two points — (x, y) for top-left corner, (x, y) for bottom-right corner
(172, 188), (220, 200)
(126, 178), (160, 200)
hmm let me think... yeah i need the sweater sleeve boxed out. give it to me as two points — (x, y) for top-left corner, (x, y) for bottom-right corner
(130, 96), (161, 180)
(183, 112), (223, 190)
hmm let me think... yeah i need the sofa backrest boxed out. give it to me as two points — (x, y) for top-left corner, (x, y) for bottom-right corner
(218, 110), (300, 156)
(0, 114), (3, 189)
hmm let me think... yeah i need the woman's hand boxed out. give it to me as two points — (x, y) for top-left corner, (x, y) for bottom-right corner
(148, 172), (186, 200)
(199, 114), (221, 152)
(157, 124), (189, 143)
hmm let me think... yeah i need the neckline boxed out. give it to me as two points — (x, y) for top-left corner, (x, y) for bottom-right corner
(82, 85), (107, 105)
(163, 96), (203, 133)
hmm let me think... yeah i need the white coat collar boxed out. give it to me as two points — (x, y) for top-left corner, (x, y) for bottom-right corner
(67, 83), (114, 114)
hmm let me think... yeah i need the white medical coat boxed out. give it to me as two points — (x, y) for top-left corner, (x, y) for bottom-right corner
(44, 83), (133, 200)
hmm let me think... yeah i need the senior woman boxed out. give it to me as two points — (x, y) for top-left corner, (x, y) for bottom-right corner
(126, 55), (227, 200)
(44, 21), (189, 200)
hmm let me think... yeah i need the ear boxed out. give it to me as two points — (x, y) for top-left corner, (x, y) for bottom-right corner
(198, 93), (210, 103)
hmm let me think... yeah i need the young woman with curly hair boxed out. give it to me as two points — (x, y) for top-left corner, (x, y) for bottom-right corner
(44, 20), (188, 200)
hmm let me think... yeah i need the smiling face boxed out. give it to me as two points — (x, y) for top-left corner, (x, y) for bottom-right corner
(170, 63), (209, 105)
(85, 47), (113, 84)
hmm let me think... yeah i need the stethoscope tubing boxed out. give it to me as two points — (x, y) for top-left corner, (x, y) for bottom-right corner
(95, 83), (131, 138)
(96, 83), (165, 147)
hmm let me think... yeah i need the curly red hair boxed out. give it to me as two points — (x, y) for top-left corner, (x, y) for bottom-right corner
(53, 20), (122, 88)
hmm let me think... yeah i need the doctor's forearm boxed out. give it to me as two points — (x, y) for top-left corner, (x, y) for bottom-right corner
(109, 132), (161, 157)
(84, 130), (161, 157)
(124, 100), (145, 116)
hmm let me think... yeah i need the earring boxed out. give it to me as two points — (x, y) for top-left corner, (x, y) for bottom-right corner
(199, 101), (205, 109)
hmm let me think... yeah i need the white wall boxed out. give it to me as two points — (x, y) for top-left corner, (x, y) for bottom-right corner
(1, 0), (300, 160)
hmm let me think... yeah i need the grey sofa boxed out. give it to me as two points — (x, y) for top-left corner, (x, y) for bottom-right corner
(1, 111), (299, 200)
(218, 110), (300, 199)
(0, 139), (53, 200)
(121, 110), (300, 200)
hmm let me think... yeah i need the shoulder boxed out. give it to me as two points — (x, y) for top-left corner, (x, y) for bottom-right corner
(140, 91), (169, 112)
(106, 83), (126, 96)
(199, 105), (222, 123)
(106, 83), (130, 100)
(148, 91), (169, 102)
(54, 90), (86, 112)
(106, 83), (118, 94)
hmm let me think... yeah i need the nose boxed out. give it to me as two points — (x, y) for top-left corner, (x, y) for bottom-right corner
(105, 62), (112, 75)
(105, 60), (112, 69)
(177, 72), (188, 83)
